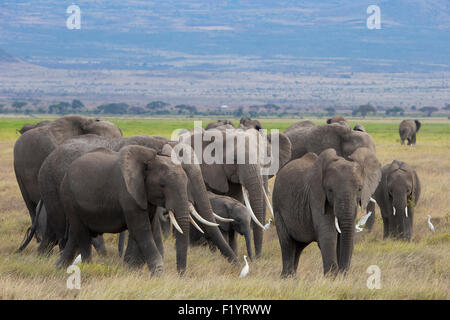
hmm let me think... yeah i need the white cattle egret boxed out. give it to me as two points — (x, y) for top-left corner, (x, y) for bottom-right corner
(263, 218), (272, 231)
(239, 255), (249, 278)
(72, 254), (82, 265)
(427, 215), (435, 232)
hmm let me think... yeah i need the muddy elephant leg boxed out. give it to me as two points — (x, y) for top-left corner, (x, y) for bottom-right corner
(365, 202), (376, 232)
(126, 213), (164, 276)
(92, 235), (107, 256)
(318, 234), (338, 275)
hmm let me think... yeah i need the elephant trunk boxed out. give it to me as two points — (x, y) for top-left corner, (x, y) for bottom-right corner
(239, 163), (265, 258)
(335, 199), (356, 272)
(182, 163), (240, 265)
(392, 195), (410, 240)
(173, 203), (190, 275)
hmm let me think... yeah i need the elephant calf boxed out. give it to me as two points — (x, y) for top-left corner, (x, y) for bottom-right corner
(369, 160), (421, 240)
(273, 148), (381, 276)
(190, 192), (254, 260)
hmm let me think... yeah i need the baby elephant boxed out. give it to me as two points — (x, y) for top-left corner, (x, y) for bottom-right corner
(273, 148), (381, 276)
(370, 160), (421, 240)
(191, 192), (254, 260)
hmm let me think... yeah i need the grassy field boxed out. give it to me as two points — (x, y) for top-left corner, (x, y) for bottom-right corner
(0, 116), (449, 299)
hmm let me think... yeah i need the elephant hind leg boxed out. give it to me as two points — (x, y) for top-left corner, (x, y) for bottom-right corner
(92, 235), (107, 256)
(275, 214), (298, 277)
(293, 242), (308, 272)
(56, 230), (78, 268)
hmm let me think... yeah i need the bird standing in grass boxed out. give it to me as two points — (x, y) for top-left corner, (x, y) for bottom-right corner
(263, 218), (272, 231)
(427, 215), (435, 232)
(239, 255), (249, 278)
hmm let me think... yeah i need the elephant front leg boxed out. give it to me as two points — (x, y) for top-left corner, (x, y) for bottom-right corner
(318, 234), (338, 275)
(228, 229), (237, 254)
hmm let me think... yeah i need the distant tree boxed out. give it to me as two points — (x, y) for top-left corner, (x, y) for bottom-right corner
(419, 106), (438, 117)
(324, 107), (335, 116)
(96, 103), (129, 114)
(49, 102), (71, 114)
(174, 104), (197, 114)
(385, 107), (405, 116)
(128, 106), (146, 114)
(352, 104), (376, 118)
(12, 101), (27, 109)
(146, 101), (170, 110)
(234, 106), (244, 117)
(410, 105), (417, 110)
(71, 99), (84, 109)
(443, 104), (450, 111)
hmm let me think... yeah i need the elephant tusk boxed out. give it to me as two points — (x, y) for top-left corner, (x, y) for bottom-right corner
(262, 186), (275, 218)
(168, 211), (183, 234)
(405, 207), (408, 218)
(189, 215), (205, 234)
(370, 197), (377, 204)
(392, 207), (396, 216)
(335, 217), (342, 234)
(188, 203), (219, 227)
(242, 186), (265, 229)
(213, 213), (234, 223)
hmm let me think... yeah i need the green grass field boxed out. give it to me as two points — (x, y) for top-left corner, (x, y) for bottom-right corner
(0, 116), (449, 299)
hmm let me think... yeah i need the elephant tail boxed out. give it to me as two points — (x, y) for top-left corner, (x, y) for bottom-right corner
(17, 200), (43, 252)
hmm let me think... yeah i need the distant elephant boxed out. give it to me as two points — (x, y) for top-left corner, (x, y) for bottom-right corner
(17, 121), (51, 134)
(285, 122), (376, 162)
(284, 120), (316, 134)
(13, 115), (122, 227)
(399, 120), (421, 145)
(353, 124), (366, 132)
(369, 160), (421, 240)
(180, 127), (291, 258)
(239, 117), (263, 130)
(30, 134), (238, 266)
(57, 145), (223, 275)
(191, 192), (254, 260)
(326, 116), (348, 124)
(205, 120), (235, 130)
(273, 148), (381, 276)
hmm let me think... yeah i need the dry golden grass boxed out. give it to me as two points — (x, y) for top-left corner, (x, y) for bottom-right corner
(0, 118), (448, 299)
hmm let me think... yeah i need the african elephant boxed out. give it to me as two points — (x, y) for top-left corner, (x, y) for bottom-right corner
(179, 127), (291, 258)
(284, 120), (316, 134)
(239, 117), (263, 130)
(17, 121), (51, 134)
(399, 120), (421, 145)
(205, 120), (235, 130)
(28, 134), (238, 266)
(369, 160), (421, 240)
(272, 148), (381, 276)
(13, 115), (122, 227)
(190, 192), (253, 260)
(58, 145), (222, 274)
(326, 116), (348, 124)
(285, 122), (376, 162)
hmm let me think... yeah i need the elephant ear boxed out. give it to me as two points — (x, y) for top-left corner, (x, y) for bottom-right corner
(414, 120), (421, 132)
(119, 145), (157, 210)
(307, 149), (337, 216)
(267, 131), (292, 174)
(348, 148), (382, 210)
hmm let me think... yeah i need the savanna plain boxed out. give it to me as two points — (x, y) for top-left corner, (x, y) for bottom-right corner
(0, 117), (448, 299)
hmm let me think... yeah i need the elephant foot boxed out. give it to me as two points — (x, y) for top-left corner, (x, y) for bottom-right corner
(150, 264), (164, 277)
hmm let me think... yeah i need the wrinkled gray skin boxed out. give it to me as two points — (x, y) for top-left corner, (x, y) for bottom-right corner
(285, 122), (376, 162)
(58, 146), (192, 275)
(327, 116), (348, 124)
(205, 120), (235, 130)
(36, 134), (238, 266)
(353, 124), (366, 132)
(273, 148), (381, 276)
(284, 120), (316, 134)
(14, 115), (122, 241)
(181, 128), (291, 258)
(367, 160), (421, 240)
(18, 121), (51, 135)
(239, 117), (263, 130)
(399, 120), (421, 145)
(191, 192), (254, 260)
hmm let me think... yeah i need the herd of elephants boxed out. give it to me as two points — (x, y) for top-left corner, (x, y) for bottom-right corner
(12, 115), (422, 277)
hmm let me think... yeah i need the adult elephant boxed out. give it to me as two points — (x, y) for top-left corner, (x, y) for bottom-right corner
(14, 115), (122, 226)
(57, 145), (218, 274)
(285, 122), (376, 162)
(29, 134), (239, 266)
(179, 127), (291, 258)
(190, 192), (253, 260)
(399, 120), (421, 146)
(272, 148), (381, 276)
(239, 117), (263, 130)
(284, 120), (316, 134)
(368, 160), (421, 240)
